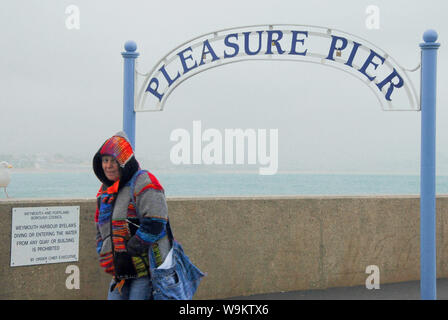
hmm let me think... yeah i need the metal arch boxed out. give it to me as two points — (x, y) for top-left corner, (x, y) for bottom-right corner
(135, 24), (420, 112)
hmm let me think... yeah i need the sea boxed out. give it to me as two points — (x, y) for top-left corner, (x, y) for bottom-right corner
(4, 170), (448, 199)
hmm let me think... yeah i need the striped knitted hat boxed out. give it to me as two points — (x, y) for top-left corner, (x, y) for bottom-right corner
(93, 131), (140, 187)
(100, 135), (134, 167)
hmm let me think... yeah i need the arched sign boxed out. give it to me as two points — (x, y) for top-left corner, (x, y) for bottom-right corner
(135, 24), (419, 112)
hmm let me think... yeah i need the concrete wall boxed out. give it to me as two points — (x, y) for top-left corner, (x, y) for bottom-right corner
(1, 195), (448, 300)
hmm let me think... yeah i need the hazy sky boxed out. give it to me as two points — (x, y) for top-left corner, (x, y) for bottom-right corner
(1, 0), (447, 174)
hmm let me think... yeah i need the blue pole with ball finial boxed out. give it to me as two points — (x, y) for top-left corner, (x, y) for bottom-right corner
(122, 41), (139, 150)
(419, 29), (440, 300)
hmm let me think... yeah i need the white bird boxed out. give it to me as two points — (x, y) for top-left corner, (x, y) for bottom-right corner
(0, 161), (13, 198)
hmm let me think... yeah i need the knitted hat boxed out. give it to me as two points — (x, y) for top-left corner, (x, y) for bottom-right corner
(93, 131), (140, 187)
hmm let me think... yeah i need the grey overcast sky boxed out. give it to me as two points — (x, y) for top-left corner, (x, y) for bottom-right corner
(0, 0), (447, 174)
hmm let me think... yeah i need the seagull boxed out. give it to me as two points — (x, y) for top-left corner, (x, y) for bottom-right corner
(0, 161), (13, 198)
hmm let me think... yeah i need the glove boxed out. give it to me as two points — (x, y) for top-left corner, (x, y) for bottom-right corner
(126, 235), (149, 256)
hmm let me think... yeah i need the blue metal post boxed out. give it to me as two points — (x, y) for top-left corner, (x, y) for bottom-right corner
(121, 41), (139, 150)
(420, 29), (440, 300)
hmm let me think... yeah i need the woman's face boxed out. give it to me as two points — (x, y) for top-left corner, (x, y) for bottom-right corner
(102, 156), (121, 182)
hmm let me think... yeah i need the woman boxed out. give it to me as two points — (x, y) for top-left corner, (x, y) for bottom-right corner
(93, 131), (172, 300)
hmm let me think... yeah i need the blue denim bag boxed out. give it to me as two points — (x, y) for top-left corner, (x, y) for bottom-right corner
(129, 170), (205, 300)
(149, 223), (205, 300)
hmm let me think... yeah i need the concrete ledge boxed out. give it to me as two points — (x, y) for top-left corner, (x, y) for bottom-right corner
(1, 195), (447, 299)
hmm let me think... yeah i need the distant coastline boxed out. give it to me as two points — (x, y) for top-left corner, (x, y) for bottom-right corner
(10, 167), (92, 174)
(8, 167), (427, 176)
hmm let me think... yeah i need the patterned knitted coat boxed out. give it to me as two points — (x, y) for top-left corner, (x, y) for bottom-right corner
(92, 131), (171, 280)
